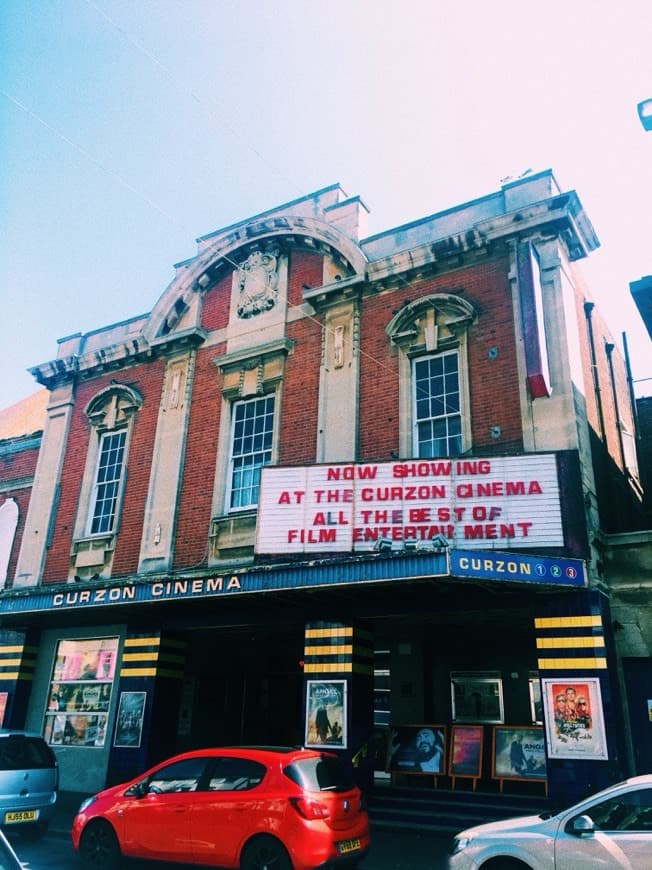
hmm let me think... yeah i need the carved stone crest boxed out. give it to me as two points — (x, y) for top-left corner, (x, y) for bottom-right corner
(236, 249), (279, 319)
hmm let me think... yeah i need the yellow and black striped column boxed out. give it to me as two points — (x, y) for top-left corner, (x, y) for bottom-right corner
(303, 621), (374, 774)
(0, 630), (39, 729)
(106, 629), (186, 785)
(535, 613), (606, 672)
(533, 590), (622, 802)
(303, 621), (373, 676)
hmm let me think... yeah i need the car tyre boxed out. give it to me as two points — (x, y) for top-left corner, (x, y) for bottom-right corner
(240, 834), (292, 870)
(79, 820), (121, 870)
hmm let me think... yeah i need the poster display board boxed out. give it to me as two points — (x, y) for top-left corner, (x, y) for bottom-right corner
(541, 678), (608, 760)
(114, 691), (147, 748)
(305, 680), (347, 749)
(44, 637), (118, 747)
(492, 726), (547, 782)
(386, 725), (446, 775)
(448, 725), (484, 781)
(451, 674), (504, 723)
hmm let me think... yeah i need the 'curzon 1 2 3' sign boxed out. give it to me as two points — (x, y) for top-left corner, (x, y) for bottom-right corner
(256, 455), (564, 554)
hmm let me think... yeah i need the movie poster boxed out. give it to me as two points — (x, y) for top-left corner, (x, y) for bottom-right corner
(492, 727), (547, 780)
(305, 681), (347, 749)
(449, 725), (483, 778)
(386, 725), (446, 774)
(114, 691), (146, 748)
(541, 678), (608, 760)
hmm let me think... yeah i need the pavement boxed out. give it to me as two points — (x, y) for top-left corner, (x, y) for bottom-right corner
(50, 791), (89, 839)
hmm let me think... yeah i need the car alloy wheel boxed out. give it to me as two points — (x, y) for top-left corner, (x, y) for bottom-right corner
(240, 834), (292, 870)
(79, 820), (121, 870)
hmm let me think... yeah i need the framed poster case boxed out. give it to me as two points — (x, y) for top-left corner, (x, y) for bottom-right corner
(492, 726), (547, 782)
(305, 680), (347, 749)
(541, 678), (608, 760)
(114, 691), (146, 748)
(451, 673), (504, 723)
(448, 725), (483, 780)
(386, 724), (446, 775)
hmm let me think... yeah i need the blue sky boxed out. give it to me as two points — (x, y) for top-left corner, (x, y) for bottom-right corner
(2, 0), (651, 410)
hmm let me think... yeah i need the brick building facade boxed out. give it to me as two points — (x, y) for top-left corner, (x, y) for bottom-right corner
(0, 171), (648, 808)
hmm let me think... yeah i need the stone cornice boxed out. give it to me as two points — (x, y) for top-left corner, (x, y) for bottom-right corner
(214, 337), (294, 374)
(29, 328), (207, 391)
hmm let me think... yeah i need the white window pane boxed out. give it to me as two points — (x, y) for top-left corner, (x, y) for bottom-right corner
(413, 351), (462, 458)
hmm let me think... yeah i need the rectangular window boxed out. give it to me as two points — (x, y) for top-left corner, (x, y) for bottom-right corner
(44, 637), (118, 747)
(90, 430), (126, 534)
(413, 352), (462, 457)
(229, 395), (275, 510)
(621, 424), (640, 481)
(451, 671), (504, 723)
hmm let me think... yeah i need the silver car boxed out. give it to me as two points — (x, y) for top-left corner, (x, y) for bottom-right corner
(0, 730), (58, 840)
(449, 773), (652, 869)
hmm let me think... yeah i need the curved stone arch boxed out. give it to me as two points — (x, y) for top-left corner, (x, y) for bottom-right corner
(143, 216), (368, 342)
(386, 293), (476, 347)
(387, 293), (477, 458)
(84, 383), (143, 432)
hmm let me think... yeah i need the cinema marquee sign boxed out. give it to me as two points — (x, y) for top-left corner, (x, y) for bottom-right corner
(256, 455), (564, 554)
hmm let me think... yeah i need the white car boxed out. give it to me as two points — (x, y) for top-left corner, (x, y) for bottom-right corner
(448, 774), (652, 869)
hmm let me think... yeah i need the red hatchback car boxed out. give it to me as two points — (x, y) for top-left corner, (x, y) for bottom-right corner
(71, 746), (370, 870)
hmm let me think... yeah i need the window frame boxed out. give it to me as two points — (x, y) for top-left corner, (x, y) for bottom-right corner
(412, 349), (464, 458)
(72, 385), (142, 548)
(226, 393), (276, 512)
(572, 787), (652, 832)
(147, 757), (209, 794)
(385, 293), (474, 460)
(88, 428), (128, 536)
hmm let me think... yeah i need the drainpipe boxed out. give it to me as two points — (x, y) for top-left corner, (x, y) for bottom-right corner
(583, 302), (606, 440)
(605, 342), (627, 473)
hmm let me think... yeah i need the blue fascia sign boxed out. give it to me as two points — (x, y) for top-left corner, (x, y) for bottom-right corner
(450, 549), (586, 587)
(0, 549), (586, 616)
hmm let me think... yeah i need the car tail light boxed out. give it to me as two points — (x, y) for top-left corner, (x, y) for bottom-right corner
(289, 796), (331, 820)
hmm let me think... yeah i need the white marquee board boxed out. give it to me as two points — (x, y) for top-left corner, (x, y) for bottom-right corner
(256, 455), (564, 554)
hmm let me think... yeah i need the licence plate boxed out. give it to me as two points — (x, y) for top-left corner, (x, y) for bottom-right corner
(337, 838), (361, 855)
(4, 810), (37, 824)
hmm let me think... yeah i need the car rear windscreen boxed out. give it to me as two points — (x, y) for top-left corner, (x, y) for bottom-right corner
(0, 736), (56, 770)
(283, 755), (355, 792)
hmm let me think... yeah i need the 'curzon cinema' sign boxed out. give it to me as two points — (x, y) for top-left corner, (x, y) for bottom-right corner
(256, 455), (564, 554)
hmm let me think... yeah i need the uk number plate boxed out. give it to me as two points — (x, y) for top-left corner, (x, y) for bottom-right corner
(4, 810), (37, 824)
(337, 838), (361, 855)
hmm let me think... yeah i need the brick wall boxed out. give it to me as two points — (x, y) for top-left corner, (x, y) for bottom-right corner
(0, 443), (39, 585)
(173, 344), (223, 568)
(287, 250), (323, 306)
(280, 316), (322, 465)
(42, 361), (164, 583)
(200, 271), (232, 331)
(359, 255), (522, 459)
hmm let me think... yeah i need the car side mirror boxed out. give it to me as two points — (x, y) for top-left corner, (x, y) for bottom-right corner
(125, 780), (148, 799)
(569, 814), (596, 836)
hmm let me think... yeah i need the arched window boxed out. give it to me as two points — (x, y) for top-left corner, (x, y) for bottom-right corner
(82, 386), (141, 536)
(386, 294), (475, 458)
(70, 385), (142, 580)
(0, 498), (19, 586)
